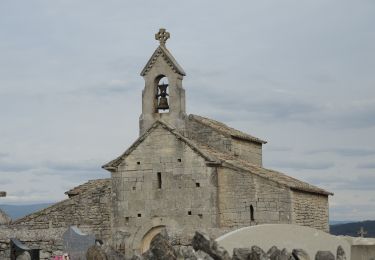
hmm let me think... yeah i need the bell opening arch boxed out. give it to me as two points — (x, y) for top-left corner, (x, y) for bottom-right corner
(154, 75), (170, 114)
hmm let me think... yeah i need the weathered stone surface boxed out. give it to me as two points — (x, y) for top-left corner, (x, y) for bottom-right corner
(249, 246), (268, 260)
(174, 245), (197, 260)
(336, 245), (346, 260)
(145, 233), (176, 260)
(314, 251), (334, 260)
(292, 249), (310, 260)
(232, 248), (251, 260)
(195, 250), (214, 260)
(266, 246), (281, 259)
(279, 248), (295, 260)
(87, 245), (108, 260)
(192, 232), (230, 260)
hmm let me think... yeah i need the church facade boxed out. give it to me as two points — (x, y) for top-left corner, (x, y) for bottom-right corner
(2, 29), (332, 259)
(102, 29), (332, 255)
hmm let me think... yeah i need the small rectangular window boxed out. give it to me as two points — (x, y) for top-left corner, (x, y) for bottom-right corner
(177, 158), (181, 162)
(196, 183), (200, 187)
(138, 213), (142, 217)
(125, 217), (129, 222)
(157, 172), (162, 189)
(137, 161), (140, 165)
(188, 211), (192, 215)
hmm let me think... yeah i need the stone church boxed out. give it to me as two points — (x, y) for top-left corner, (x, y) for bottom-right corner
(0, 29), (332, 259)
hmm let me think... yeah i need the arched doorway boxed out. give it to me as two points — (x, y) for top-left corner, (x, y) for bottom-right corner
(140, 225), (166, 253)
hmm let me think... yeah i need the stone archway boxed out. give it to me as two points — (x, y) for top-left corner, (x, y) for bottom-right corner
(140, 225), (166, 253)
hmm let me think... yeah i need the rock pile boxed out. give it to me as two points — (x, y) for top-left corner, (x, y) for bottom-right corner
(86, 231), (347, 260)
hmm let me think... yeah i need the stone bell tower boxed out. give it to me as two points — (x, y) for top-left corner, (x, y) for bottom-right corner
(139, 28), (187, 135)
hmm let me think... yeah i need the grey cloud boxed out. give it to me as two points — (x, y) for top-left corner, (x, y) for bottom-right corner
(357, 162), (375, 169)
(0, 153), (9, 158)
(266, 161), (334, 170)
(264, 146), (293, 152)
(0, 178), (13, 185)
(330, 203), (375, 220)
(307, 148), (375, 157)
(43, 161), (102, 172)
(0, 162), (34, 172)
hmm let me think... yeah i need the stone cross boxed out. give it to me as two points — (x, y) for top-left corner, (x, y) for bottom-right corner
(155, 28), (170, 46)
(357, 226), (367, 237)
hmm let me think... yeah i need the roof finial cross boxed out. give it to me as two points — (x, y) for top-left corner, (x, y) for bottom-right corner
(357, 226), (367, 237)
(155, 28), (170, 46)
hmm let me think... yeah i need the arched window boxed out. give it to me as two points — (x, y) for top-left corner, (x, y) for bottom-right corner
(155, 76), (169, 113)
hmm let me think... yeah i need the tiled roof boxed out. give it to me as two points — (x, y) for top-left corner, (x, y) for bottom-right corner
(65, 178), (110, 197)
(196, 144), (333, 196)
(189, 114), (267, 144)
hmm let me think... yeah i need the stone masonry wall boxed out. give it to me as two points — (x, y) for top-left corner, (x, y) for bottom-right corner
(185, 118), (232, 154)
(217, 167), (293, 228)
(112, 125), (219, 254)
(291, 190), (329, 232)
(186, 119), (262, 166)
(0, 226), (66, 260)
(231, 139), (262, 166)
(12, 179), (111, 241)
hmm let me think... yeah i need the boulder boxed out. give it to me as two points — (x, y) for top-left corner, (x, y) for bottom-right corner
(279, 248), (296, 260)
(232, 248), (252, 260)
(192, 231), (230, 260)
(314, 251), (334, 260)
(266, 246), (281, 259)
(145, 233), (176, 260)
(174, 245), (197, 260)
(292, 249), (310, 260)
(336, 246), (346, 260)
(195, 250), (215, 260)
(248, 246), (269, 260)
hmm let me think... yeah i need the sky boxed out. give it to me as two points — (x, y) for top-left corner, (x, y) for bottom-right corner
(0, 0), (374, 221)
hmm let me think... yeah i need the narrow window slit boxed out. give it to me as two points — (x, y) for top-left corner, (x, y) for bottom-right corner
(157, 172), (162, 189)
(250, 205), (255, 221)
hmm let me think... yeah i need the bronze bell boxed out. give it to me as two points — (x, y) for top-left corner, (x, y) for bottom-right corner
(156, 83), (169, 110)
(158, 97), (169, 110)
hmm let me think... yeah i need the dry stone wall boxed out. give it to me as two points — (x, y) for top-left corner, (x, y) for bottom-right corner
(217, 167), (293, 228)
(12, 179), (111, 241)
(0, 226), (66, 260)
(291, 190), (329, 232)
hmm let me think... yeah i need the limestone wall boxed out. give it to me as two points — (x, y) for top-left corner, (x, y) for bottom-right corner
(231, 139), (262, 166)
(291, 189), (329, 232)
(186, 119), (262, 166)
(217, 167), (293, 228)
(112, 125), (219, 253)
(186, 118), (232, 154)
(12, 179), (111, 241)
